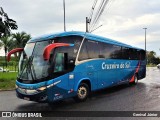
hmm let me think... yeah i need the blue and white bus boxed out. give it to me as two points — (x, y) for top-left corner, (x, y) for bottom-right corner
(7, 31), (146, 103)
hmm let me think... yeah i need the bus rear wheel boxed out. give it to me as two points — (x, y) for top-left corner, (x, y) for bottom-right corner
(130, 74), (138, 85)
(74, 83), (89, 102)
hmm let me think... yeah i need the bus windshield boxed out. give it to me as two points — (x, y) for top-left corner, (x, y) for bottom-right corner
(18, 41), (50, 81)
(18, 36), (82, 83)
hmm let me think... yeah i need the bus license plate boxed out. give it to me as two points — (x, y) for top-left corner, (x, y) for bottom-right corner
(24, 97), (30, 101)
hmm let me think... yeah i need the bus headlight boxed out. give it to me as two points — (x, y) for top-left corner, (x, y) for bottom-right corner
(37, 83), (55, 91)
(17, 87), (38, 95)
(26, 89), (38, 94)
(38, 86), (46, 91)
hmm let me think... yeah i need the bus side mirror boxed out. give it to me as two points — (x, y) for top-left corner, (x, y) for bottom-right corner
(43, 43), (74, 61)
(7, 48), (24, 62)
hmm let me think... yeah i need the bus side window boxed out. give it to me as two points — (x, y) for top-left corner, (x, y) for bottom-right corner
(129, 48), (134, 60)
(78, 39), (100, 61)
(137, 50), (141, 60)
(78, 41), (89, 61)
(99, 42), (112, 59)
(86, 40), (99, 59)
(130, 49), (139, 60)
(110, 45), (122, 59)
(140, 50), (146, 60)
(122, 47), (129, 59)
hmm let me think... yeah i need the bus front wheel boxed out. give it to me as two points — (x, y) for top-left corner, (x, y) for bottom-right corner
(74, 83), (89, 102)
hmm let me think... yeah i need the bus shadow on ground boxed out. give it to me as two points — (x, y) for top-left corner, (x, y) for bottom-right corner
(15, 82), (146, 111)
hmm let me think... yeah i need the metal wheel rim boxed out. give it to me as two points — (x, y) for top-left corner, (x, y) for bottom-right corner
(77, 86), (87, 99)
(135, 76), (138, 83)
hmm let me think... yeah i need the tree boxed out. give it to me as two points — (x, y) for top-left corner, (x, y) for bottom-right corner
(147, 51), (160, 65)
(12, 32), (31, 48)
(0, 7), (18, 37)
(0, 35), (13, 66)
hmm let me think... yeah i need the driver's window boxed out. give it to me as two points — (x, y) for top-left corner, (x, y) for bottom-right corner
(54, 53), (64, 72)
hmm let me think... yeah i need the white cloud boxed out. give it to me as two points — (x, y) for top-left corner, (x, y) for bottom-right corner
(0, 0), (160, 56)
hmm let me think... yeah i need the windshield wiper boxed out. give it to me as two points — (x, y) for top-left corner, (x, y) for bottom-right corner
(29, 56), (37, 80)
(19, 55), (36, 81)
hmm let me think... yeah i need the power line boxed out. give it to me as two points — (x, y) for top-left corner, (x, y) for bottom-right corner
(89, 0), (105, 31)
(89, 0), (98, 23)
(87, 0), (111, 33)
(89, 0), (110, 32)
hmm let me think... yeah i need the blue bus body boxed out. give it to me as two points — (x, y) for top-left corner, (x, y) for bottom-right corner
(12, 31), (146, 103)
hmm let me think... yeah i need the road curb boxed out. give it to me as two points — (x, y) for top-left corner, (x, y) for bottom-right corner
(0, 89), (15, 92)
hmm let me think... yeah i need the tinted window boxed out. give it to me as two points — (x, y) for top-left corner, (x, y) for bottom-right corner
(140, 50), (146, 60)
(122, 47), (129, 59)
(110, 45), (122, 59)
(87, 40), (99, 59)
(128, 48), (140, 60)
(54, 36), (82, 60)
(79, 39), (143, 60)
(78, 42), (89, 61)
(99, 42), (112, 58)
(78, 39), (100, 61)
(136, 50), (141, 60)
(99, 42), (121, 59)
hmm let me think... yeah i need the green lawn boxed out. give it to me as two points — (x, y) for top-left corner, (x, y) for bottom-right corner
(0, 72), (17, 90)
(1, 65), (18, 71)
(146, 64), (157, 67)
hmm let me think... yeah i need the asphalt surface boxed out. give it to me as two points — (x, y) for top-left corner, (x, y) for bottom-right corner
(0, 67), (160, 120)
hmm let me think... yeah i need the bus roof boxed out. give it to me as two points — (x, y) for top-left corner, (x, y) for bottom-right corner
(28, 31), (143, 50)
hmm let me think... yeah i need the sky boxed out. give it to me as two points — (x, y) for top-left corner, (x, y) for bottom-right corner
(0, 0), (160, 56)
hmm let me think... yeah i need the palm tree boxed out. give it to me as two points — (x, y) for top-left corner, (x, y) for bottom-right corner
(0, 35), (13, 66)
(0, 7), (18, 37)
(12, 32), (31, 48)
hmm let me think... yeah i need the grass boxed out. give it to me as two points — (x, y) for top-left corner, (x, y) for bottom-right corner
(146, 64), (157, 67)
(0, 65), (18, 71)
(0, 72), (17, 90)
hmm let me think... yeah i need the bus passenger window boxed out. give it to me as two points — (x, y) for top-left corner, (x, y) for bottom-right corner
(78, 39), (99, 61)
(78, 43), (89, 61)
(99, 42), (112, 59)
(110, 45), (122, 59)
(140, 50), (146, 60)
(122, 47), (129, 59)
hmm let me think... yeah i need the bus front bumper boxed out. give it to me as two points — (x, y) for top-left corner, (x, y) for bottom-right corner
(16, 88), (48, 103)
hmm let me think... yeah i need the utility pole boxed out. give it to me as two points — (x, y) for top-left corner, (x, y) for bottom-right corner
(86, 17), (90, 32)
(63, 0), (66, 31)
(143, 28), (147, 64)
(143, 28), (147, 52)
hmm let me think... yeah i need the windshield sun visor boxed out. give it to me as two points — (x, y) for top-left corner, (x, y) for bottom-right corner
(7, 48), (24, 62)
(43, 43), (74, 61)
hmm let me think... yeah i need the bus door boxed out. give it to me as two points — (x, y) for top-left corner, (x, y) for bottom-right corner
(86, 61), (98, 90)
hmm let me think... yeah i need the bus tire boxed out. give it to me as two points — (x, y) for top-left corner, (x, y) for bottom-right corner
(73, 83), (89, 102)
(130, 74), (138, 85)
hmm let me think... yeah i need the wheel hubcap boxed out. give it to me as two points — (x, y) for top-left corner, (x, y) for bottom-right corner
(135, 76), (138, 83)
(78, 86), (87, 99)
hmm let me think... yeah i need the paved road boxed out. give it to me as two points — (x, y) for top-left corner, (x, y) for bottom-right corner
(0, 67), (160, 120)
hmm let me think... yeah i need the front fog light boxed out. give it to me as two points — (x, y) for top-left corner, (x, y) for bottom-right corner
(38, 86), (46, 91)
